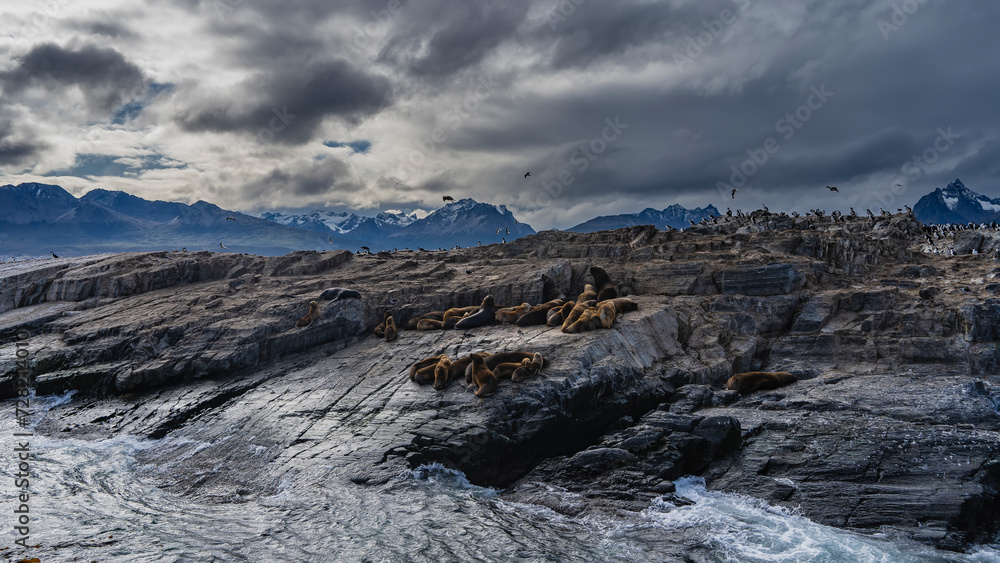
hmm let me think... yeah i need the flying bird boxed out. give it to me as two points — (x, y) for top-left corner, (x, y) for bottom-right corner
(496, 228), (502, 234)
(731, 188), (738, 199)
(226, 216), (236, 221)
(443, 195), (455, 202)
(826, 186), (839, 192)
(220, 242), (226, 249)
(505, 227), (510, 235)
(524, 172), (531, 178)
(329, 237), (334, 243)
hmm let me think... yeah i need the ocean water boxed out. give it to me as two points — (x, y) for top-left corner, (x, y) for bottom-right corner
(3, 392), (998, 562)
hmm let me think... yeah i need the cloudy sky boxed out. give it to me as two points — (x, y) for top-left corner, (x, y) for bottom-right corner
(1, 0), (998, 229)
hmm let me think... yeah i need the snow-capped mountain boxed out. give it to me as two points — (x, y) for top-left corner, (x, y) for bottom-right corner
(567, 204), (722, 232)
(0, 183), (359, 257)
(913, 179), (1000, 225)
(384, 198), (534, 249)
(259, 209), (417, 237)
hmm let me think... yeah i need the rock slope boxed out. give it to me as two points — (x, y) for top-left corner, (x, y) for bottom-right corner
(1, 211), (999, 551)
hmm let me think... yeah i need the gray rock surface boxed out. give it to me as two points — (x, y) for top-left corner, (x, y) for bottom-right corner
(2, 212), (1000, 551)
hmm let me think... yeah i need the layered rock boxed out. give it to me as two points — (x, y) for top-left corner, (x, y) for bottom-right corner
(1, 211), (999, 551)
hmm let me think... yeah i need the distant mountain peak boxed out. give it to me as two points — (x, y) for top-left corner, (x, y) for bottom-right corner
(567, 203), (721, 233)
(913, 179), (1000, 224)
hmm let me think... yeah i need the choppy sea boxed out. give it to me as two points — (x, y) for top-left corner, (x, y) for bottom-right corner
(3, 392), (998, 562)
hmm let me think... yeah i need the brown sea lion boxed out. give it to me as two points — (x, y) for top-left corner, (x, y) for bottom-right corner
(577, 284), (598, 302)
(601, 297), (638, 316)
(590, 265), (618, 301)
(546, 305), (566, 327)
(562, 300), (596, 331)
(443, 306), (479, 322)
(295, 301), (321, 327)
(496, 302), (531, 324)
(374, 310), (391, 337)
(564, 307), (599, 333)
(405, 311), (445, 330)
(512, 352), (544, 382)
(515, 299), (565, 326)
(493, 360), (529, 380)
(457, 353), (491, 383)
(416, 318), (444, 330)
(455, 295), (497, 329)
(596, 301), (616, 328)
(432, 356), (453, 390)
(384, 316), (398, 341)
(409, 355), (444, 383)
(726, 371), (796, 393)
(470, 354), (498, 397)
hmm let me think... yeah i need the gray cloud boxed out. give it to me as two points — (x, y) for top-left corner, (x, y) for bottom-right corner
(0, 43), (146, 113)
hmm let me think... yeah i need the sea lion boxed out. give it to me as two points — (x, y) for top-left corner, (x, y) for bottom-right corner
(410, 355), (444, 383)
(512, 352), (544, 382)
(405, 311), (445, 330)
(596, 301), (616, 329)
(562, 300), (596, 331)
(319, 287), (362, 300)
(726, 371), (796, 393)
(601, 297), (638, 316)
(564, 307), (600, 333)
(493, 359), (530, 380)
(496, 302), (530, 324)
(465, 351), (541, 382)
(295, 301), (321, 327)
(443, 306), (479, 322)
(416, 318), (444, 330)
(546, 305), (566, 327)
(384, 316), (397, 342)
(454, 295), (496, 329)
(470, 354), (498, 397)
(515, 299), (565, 326)
(375, 310), (391, 337)
(590, 265), (618, 301)
(432, 356), (453, 390)
(456, 353), (491, 383)
(577, 284), (598, 302)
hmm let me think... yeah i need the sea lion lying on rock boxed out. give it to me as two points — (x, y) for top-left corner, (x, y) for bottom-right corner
(432, 356), (453, 390)
(496, 303), (530, 324)
(577, 284), (598, 302)
(405, 311), (444, 330)
(454, 295), (496, 329)
(416, 318), (444, 330)
(384, 315), (397, 342)
(375, 310), (391, 337)
(515, 299), (565, 326)
(319, 287), (362, 300)
(295, 301), (321, 328)
(410, 355), (445, 384)
(562, 300), (596, 331)
(726, 371), (796, 393)
(512, 352), (544, 382)
(493, 360), (530, 380)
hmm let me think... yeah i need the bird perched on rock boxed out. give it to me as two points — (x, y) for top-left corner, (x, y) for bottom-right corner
(50, 252), (58, 258)
(443, 195), (455, 202)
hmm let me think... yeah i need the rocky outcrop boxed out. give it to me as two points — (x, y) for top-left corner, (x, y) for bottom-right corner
(2, 211), (1000, 551)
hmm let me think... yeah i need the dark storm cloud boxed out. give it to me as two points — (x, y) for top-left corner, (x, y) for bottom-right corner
(378, 0), (531, 78)
(175, 59), (392, 144)
(0, 120), (44, 166)
(244, 156), (363, 199)
(0, 43), (146, 113)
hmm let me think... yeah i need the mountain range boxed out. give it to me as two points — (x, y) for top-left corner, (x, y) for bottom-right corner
(567, 204), (721, 232)
(3, 179), (996, 258)
(912, 179), (1000, 225)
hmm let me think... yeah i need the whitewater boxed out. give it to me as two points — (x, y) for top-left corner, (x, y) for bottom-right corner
(3, 391), (998, 562)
